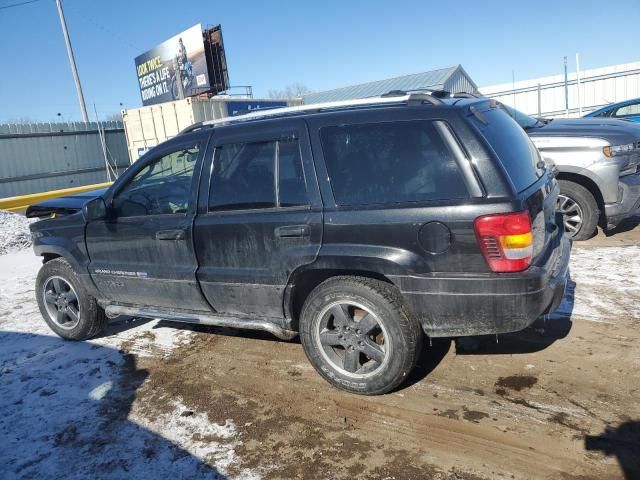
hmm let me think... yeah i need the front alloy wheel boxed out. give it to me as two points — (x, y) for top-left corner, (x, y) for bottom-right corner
(557, 194), (584, 236)
(36, 257), (108, 340)
(42, 276), (81, 330)
(556, 180), (599, 241)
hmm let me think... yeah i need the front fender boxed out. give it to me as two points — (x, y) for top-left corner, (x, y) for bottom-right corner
(30, 214), (89, 274)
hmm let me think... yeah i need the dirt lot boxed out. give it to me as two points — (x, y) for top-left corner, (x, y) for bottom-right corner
(1, 215), (639, 479)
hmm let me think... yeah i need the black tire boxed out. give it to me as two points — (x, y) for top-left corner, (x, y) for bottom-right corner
(299, 276), (423, 395)
(35, 257), (108, 340)
(557, 180), (599, 241)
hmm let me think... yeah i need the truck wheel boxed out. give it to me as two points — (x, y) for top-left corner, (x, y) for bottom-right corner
(36, 258), (108, 340)
(557, 180), (599, 241)
(299, 276), (423, 395)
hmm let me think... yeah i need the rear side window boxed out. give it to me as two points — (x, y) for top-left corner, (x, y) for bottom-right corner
(476, 109), (544, 192)
(320, 120), (468, 206)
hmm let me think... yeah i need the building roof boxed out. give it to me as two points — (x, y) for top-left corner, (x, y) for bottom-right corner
(303, 65), (477, 104)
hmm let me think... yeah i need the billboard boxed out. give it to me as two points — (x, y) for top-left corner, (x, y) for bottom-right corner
(135, 24), (211, 106)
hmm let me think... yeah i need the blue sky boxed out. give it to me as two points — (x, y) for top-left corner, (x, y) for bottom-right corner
(0, 0), (638, 122)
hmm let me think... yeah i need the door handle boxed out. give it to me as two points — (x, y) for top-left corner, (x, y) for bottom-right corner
(275, 225), (310, 238)
(155, 229), (186, 241)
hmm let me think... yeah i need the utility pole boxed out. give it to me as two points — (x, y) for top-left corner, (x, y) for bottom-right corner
(55, 0), (89, 122)
(576, 53), (582, 116)
(564, 56), (569, 117)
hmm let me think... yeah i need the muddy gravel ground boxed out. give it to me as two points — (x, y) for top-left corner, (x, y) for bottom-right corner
(1, 215), (639, 479)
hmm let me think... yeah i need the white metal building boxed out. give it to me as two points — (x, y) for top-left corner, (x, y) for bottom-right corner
(481, 61), (640, 118)
(303, 65), (478, 104)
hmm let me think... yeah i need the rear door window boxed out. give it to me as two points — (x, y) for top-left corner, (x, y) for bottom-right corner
(319, 120), (468, 206)
(210, 141), (277, 211)
(209, 137), (309, 211)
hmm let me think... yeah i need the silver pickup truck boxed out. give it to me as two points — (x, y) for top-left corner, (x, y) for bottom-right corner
(502, 106), (640, 240)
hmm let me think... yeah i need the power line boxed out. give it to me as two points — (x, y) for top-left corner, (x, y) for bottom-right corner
(0, 0), (42, 11)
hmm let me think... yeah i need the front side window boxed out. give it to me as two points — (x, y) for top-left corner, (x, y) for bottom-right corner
(209, 138), (308, 211)
(320, 120), (468, 206)
(114, 144), (199, 217)
(614, 103), (640, 117)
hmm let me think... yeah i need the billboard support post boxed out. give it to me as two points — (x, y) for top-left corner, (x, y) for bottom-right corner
(55, 0), (89, 123)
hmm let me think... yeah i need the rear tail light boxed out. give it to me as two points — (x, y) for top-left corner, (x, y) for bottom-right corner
(474, 211), (533, 272)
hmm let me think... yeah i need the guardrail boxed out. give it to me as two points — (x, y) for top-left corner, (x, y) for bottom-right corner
(0, 182), (112, 213)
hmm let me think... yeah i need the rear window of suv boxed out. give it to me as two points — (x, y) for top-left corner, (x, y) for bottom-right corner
(474, 108), (544, 192)
(320, 120), (468, 206)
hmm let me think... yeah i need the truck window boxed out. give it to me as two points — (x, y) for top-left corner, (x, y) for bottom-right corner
(614, 102), (640, 117)
(320, 120), (468, 206)
(114, 144), (199, 217)
(209, 138), (308, 211)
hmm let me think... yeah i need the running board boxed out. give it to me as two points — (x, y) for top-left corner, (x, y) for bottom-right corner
(104, 305), (298, 340)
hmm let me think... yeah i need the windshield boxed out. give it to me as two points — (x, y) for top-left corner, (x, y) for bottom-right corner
(499, 104), (543, 129)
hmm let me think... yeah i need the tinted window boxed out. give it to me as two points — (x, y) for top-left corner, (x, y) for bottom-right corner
(278, 139), (308, 207)
(320, 121), (467, 206)
(210, 141), (277, 211)
(615, 103), (640, 117)
(474, 108), (544, 192)
(114, 144), (199, 217)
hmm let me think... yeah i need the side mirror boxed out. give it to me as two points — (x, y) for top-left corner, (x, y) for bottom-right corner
(82, 197), (108, 222)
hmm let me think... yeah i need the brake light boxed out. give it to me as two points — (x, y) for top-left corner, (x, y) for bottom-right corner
(474, 211), (533, 272)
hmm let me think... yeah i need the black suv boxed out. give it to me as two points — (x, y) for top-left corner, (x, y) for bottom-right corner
(29, 94), (571, 395)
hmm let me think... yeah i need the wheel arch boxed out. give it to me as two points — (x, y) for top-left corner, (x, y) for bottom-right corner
(34, 245), (82, 272)
(286, 267), (396, 331)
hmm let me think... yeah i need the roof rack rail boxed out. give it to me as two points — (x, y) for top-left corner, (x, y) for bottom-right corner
(179, 92), (444, 134)
(452, 92), (483, 99)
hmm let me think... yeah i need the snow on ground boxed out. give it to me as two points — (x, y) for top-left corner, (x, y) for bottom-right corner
(0, 211), (35, 256)
(0, 212), (639, 478)
(0, 231), (257, 478)
(566, 246), (640, 323)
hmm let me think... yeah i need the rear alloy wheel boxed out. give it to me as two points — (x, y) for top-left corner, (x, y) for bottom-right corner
(557, 180), (599, 241)
(314, 301), (390, 378)
(300, 276), (422, 395)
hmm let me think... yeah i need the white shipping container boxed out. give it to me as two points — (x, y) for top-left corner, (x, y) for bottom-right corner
(122, 97), (298, 163)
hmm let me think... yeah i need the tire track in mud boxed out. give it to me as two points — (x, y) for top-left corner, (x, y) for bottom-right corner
(127, 329), (623, 480)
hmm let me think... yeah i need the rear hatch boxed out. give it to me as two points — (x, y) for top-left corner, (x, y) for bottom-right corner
(471, 104), (561, 265)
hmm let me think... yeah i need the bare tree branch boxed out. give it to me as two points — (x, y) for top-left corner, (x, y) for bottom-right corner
(268, 83), (311, 99)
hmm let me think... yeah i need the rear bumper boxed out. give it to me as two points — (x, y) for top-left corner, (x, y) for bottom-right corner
(604, 172), (640, 229)
(390, 232), (572, 338)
